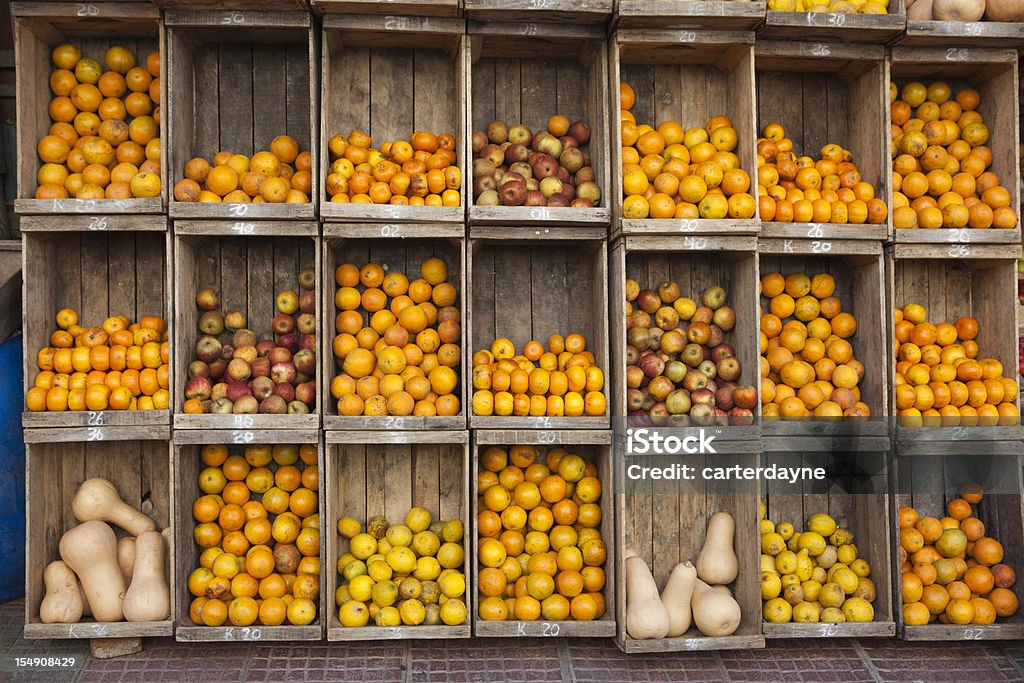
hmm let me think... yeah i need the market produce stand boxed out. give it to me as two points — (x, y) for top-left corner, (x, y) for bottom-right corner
(11, 0), (1024, 660)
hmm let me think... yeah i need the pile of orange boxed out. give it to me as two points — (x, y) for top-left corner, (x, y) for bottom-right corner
(477, 445), (607, 623)
(891, 81), (1017, 231)
(619, 83), (755, 220)
(173, 136), (310, 204)
(26, 309), (168, 412)
(187, 443), (321, 628)
(325, 130), (460, 207)
(331, 258), (460, 418)
(756, 123), (887, 225)
(471, 336), (606, 418)
(894, 305), (1019, 426)
(36, 44), (161, 200)
(759, 272), (871, 420)
(899, 483), (1019, 627)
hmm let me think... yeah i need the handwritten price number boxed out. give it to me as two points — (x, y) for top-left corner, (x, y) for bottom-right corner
(948, 229), (969, 244)
(234, 415), (255, 428)
(76, 4), (100, 16)
(964, 23), (981, 36)
(87, 411), (104, 426)
(811, 241), (832, 253)
(228, 204), (249, 217)
(530, 207), (551, 220)
(529, 0), (551, 8)
(677, 219), (698, 233)
(382, 627), (404, 637)
(88, 217), (107, 231)
(222, 11), (246, 24)
(69, 623), (107, 637)
(823, 623), (839, 636)
(683, 236), (708, 250)
(223, 627), (262, 639)
(519, 23), (538, 36)
(87, 427), (104, 441)
(948, 244), (970, 258)
(531, 416), (553, 428)
(950, 425), (971, 440)
(807, 224), (824, 238)
(232, 431), (255, 444)
(384, 16), (417, 30)
(964, 628), (984, 640)
(807, 12), (845, 26)
(232, 222), (255, 235)
(677, 32), (697, 42)
(384, 416), (406, 429)
(810, 44), (831, 57)
(946, 48), (969, 62)
(542, 622), (561, 636)
(380, 225), (402, 238)
(537, 431), (556, 444)
(515, 622), (561, 636)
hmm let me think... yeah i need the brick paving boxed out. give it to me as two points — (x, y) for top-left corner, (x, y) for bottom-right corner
(4, 599), (1024, 682)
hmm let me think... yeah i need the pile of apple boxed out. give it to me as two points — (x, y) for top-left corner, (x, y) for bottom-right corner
(471, 117), (601, 208)
(184, 270), (316, 415)
(625, 281), (757, 427)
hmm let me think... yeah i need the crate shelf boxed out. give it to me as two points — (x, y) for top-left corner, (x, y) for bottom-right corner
(761, 2), (906, 43)
(615, 1), (766, 31)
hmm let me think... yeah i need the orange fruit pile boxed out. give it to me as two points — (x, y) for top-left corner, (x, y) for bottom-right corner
(27, 309), (168, 412)
(894, 305), (1019, 426)
(619, 83), (755, 221)
(759, 272), (871, 420)
(477, 445), (607, 623)
(331, 258), (460, 418)
(899, 484), (1019, 627)
(174, 136), (310, 204)
(891, 81), (1017, 231)
(334, 508), (468, 628)
(757, 123), (887, 225)
(471, 336), (606, 418)
(36, 44), (161, 200)
(187, 444), (321, 628)
(326, 130), (460, 207)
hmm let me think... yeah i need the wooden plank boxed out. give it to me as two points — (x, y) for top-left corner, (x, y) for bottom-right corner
(760, 2), (906, 43)
(313, 0), (460, 17)
(463, 0), (612, 23)
(615, 1), (766, 30)
(902, 20), (1024, 48)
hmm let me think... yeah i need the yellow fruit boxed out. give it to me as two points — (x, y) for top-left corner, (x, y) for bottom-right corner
(841, 597), (874, 623)
(762, 571), (782, 599)
(339, 599), (370, 627)
(440, 598), (467, 625)
(797, 532), (827, 556)
(807, 513), (837, 536)
(764, 597), (793, 623)
(775, 550), (798, 575)
(337, 517), (361, 538)
(793, 601), (820, 622)
(350, 533), (377, 560)
(349, 575), (375, 602)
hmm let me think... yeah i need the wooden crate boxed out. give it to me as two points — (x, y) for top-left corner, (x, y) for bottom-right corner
(761, 1), (905, 43)
(325, 430), (471, 640)
(155, 1), (310, 9)
(473, 430), (615, 637)
(759, 240), (888, 438)
(12, 2), (166, 215)
(173, 430), (324, 641)
(321, 231), (467, 430)
(902, 18), (1024, 48)
(614, 1), (766, 30)
(467, 22), (611, 230)
(615, 441), (763, 652)
(24, 437), (174, 639)
(755, 42), (890, 243)
(889, 48), (1021, 247)
(467, 237), (610, 429)
(463, 0), (612, 23)
(893, 446), (1024, 640)
(610, 235), (761, 439)
(609, 30), (759, 239)
(761, 435), (895, 638)
(165, 10), (318, 221)
(21, 223), (172, 433)
(173, 223), (321, 430)
(888, 244), (1023, 444)
(312, 0), (459, 17)
(319, 15), (468, 225)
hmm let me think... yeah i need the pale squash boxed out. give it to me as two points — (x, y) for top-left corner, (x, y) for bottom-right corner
(933, 0), (985, 21)
(117, 537), (136, 584)
(696, 512), (738, 585)
(39, 561), (83, 624)
(986, 0), (1024, 21)
(907, 0), (934, 19)
(72, 478), (155, 536)
(59, 521), (126, 622)
(691, 579), (741, 637)
(625, 556), (670, 639)
(660, 562), (696, 637)
(79, 580), (92, 617)
(122, 531), (170, 622)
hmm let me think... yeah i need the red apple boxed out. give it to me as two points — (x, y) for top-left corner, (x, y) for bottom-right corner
(185, 376), (212, 401)
(232, 396), (259, 414)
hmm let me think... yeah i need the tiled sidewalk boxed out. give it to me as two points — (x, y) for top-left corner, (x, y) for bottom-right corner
(3, 599), (1024, 682)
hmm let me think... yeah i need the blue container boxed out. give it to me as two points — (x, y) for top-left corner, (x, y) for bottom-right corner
(0, 334), (24, 601)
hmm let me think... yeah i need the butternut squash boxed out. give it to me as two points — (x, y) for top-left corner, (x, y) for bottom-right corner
(72, 478), (155, 536)
(625, 556), (670, 639)
(79, 580), (92, 617)
(117, 537), (136, 584)
(696, 512), (738, 585)
(907, 0), (934, 19)
(660, 562), (696, 637)
(59, 521), (126, 622)
(691, 579), (741, 637)
(122, 531), (170, 622)
(986, 0), (1024, 21)
(39, 561), (83, 624)
(933, 0), (985, 21)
